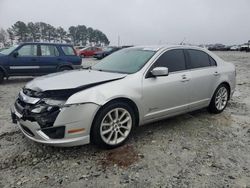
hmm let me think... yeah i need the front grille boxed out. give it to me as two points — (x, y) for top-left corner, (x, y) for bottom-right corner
(15, 99), (26, 114)
(15, 95), (60, 128)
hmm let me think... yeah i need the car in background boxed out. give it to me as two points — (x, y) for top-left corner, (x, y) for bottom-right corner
(11, 45), (236, 148)
(0, 42), (82, 83)
(74, 46), (85, 54)
(230, 45), (240, 51)
(78, 46), (102, 58)
(93, 46), (121, 59)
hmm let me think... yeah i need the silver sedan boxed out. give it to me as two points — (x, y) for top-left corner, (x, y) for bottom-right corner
(11, 45), (236, 148)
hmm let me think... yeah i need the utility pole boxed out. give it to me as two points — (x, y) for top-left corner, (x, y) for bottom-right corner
(118, 35), (120, 47)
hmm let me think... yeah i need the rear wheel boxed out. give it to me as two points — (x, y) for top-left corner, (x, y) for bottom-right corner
(91, 102), (135, 149)
(0, 70), (4, 83)
(208, 84), (229, 114)
(58, 66), (72, 72)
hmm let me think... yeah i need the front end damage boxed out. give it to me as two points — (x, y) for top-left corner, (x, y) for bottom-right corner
(11, 88), (100, 147)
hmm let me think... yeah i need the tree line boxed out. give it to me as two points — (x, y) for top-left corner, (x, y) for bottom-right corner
(0, 21), (110, 47)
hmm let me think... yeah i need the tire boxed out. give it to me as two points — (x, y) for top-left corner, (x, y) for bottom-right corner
(80, 54), (84, 58)
(91, 101), (136, 149)
(0, 70), (4, 83)
(208, 84), (229, 114)
(58, 66), (72, 72)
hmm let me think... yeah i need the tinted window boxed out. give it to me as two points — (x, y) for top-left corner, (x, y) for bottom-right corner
(41, 45), (59, 56)
(152, 49), (186, 72)
(187, 49), (211, 69)
(18, 45), (37, 56)
(61, 46), (75, 55)
(209, 56), (217, 66)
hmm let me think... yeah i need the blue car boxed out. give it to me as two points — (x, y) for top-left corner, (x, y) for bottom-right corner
(0, 42), (82, 83)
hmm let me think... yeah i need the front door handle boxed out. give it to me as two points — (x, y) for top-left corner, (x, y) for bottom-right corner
(181, 75), (190, 82)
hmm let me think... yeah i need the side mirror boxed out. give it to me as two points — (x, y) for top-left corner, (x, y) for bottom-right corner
(151, 67), (169, 77)
(12, 51), (19, 58)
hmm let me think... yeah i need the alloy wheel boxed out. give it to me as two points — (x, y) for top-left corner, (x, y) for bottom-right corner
(215, 87), (228, 110)
(100, 108), (132, 145)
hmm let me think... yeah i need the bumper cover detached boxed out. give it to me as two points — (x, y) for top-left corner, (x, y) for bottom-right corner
(11, 103), (100, 147)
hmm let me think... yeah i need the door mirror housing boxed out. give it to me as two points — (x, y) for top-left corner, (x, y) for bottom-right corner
(151, 67), (169, 77)
(12, 51), (19, 58)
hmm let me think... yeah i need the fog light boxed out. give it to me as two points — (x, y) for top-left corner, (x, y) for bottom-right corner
(42, 126), (65, 139)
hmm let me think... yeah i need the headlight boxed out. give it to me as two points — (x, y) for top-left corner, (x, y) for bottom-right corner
(43, 99), (66, 106)
(31, 99), (65, 114)
(31, 105), (47, 113)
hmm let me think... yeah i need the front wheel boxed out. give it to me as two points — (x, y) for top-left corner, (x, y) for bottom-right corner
(91, 102), (135, 149)
(208, 84), (229, 114)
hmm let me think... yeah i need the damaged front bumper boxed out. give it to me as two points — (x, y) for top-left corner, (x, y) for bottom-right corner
(11, 101), (100, 147)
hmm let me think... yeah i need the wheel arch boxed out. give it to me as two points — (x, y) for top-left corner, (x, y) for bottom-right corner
(218, 81), (231, 100)
(57, 64), (73, 71)
(0, 66), (7, 77)
(92, 97), (140, 129)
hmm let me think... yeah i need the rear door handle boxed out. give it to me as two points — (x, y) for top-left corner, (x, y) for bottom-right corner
(213, 71), (220, 76)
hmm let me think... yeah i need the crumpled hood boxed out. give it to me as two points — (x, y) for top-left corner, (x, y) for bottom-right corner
(25, 69), (127, 92)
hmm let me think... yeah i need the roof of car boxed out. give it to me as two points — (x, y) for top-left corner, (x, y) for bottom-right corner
(20, 42), (73, 46)
(130, 45), (207, 52)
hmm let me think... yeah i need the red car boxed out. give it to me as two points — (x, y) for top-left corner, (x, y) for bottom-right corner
(78, 47), (102, 58)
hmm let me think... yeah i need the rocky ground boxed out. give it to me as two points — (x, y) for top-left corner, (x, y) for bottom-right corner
(0, 52), (250, 188)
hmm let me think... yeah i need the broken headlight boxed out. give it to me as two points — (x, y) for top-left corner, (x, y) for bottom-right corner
(43, 99), (66, 107)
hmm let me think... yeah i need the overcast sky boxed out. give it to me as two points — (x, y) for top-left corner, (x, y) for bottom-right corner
(0, 0), (249, 45)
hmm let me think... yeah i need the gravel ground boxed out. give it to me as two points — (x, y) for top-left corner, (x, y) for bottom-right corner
(0, 52), (250, 188)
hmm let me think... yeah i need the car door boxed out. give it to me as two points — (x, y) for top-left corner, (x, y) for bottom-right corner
(38, 44), (60, 74)
(142, 49), (190, 121)
(184, 49), (218, 109)
(84, 47), (92, 57)
(61, 45), (81, 65)
(8, 44), (39, 75)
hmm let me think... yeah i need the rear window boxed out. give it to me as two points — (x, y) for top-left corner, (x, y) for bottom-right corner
(61, 46), (76, 56)
(209, 56), (217, 66)
(187, 49), (211, 69)
(41, 45), (59, 56)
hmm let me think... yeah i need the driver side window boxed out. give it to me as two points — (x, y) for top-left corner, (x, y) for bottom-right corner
(18, 45), (37, 56)
(152, 49), (186, 72)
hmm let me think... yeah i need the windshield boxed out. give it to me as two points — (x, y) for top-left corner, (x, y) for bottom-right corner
(92, 48), (156, 74)
(0, 45), (18, 55)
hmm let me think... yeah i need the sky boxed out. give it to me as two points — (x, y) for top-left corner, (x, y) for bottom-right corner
(0, 0), (250, 46)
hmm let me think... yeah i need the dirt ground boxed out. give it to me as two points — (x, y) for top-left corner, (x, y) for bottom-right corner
(0, 52), (250, 188)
